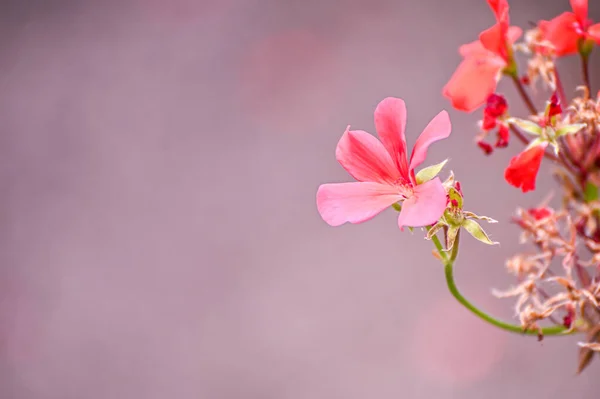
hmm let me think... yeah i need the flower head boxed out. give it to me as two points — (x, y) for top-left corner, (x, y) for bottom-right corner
(539, 0), (600, 57)
(504, 94), (586, 192)
(504, 142), (547, 193)
(443, 0), (522, 112)
(477, 93), (510, 153)
(426, 182), (498, 250)
(316, 97), (452, 230)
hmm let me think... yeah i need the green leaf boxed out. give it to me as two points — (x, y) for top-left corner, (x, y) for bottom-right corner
(556, 123), (587, 137)
(415, 159), (448, 184)
(509, 118), (542, 136)
(463, 219), (499, 246)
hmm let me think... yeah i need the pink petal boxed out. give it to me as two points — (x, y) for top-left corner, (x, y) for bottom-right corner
(335, 127), (401, 184)
(316, 182), (402, 226)
(459, 40), (488, 58)
(443, 57), (503, 112)
(374, 97), (409, 180)
(480, 23), (507, 57)
(540, 12), (579, 56)
(479, 23), (522, 59)
(587, 23), (600, 44)
(506, 26), (522, 44)
(397, 178), (447, 230)
(408, 110), (451, 173)
(487, 0), (508, 21)
(570, 0), (588, 23)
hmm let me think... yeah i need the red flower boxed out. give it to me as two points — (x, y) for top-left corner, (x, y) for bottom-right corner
(443, 0), (522, 112)
(477, 93), (509, 153)
(547, 92), (562, 121)
(539, 0), (600, 56)
(478, 141), (494, 155)
(504, 143), (548, 192)
(495, 124), (509, 148)
(527, 207), (553, 220)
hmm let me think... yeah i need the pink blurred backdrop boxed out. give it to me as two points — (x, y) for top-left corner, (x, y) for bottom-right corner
(0, 0), (599, 397)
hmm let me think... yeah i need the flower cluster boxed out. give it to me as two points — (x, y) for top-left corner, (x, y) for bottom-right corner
(316, 0), (600, 374)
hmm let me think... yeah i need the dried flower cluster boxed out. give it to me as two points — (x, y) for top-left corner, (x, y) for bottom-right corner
(316, 0), (600, 374)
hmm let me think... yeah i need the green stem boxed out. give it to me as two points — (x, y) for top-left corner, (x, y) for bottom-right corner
(430, 232), (447, 261)
(449, 229), (460, 263)
(429, 230), (570, 337)
(444, 258), (567, 336)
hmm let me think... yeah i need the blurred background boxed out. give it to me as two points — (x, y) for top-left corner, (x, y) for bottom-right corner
(0, 0), (599, 397)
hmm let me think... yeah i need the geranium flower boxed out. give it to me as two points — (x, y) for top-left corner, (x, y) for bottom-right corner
(477, 93), (510, 154)
(443, 0), (522, 112)
(504, 143), (548, 192)
(539, 0), (600, 57)
(504, 94), (586, 192)
(316, 97), (451, 230)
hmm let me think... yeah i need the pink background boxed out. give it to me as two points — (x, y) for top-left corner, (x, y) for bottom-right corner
(0, 0), (598, 397)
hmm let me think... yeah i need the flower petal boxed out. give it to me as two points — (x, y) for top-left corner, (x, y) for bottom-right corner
(487, 0), (508, 21)
(587, 23), (600, 44)
(540, 12), (579, 56)
(409, 110), (452, 173)
(459, 40), (488, 57)
(397, 177), (447, 230)
(316, 182), (401, 226)
(479, 22), (522, 59)
(506, 26), (522, 44)
(335, 127), (400, 184)
(504, 143), (547, 193)
(480, 22), (507, 57)
(570, 0), (588, 24)
(374, 97), (409, 179)
(443, 58), (502, 113)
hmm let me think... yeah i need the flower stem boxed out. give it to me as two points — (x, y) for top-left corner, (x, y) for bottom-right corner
(553, 67), (568, 106)
(429, 232), (570, 337)
(581, 53), (591, 93)
(511, 75), (537, 115)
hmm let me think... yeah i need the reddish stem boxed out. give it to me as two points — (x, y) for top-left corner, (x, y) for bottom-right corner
(553, 67), (568, 107)
(582, 53), (591, 94)
(511, 75), (537, 115)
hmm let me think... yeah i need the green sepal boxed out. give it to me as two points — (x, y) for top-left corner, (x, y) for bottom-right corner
(446, 226), (460, 251)
(415, 159), (449, 184)
(425, 222), (445, 241)
(462, 211), (498, 223)
(463, 219), (499, 246)
(584, 181), (599, 202)
(556, 123), (587, 137)
(509, 118), (542, 136)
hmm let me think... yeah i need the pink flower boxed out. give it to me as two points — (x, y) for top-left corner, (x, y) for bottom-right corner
(316, 97), (452, 230)
(443, 0), (522, 112)
(539, 0), (600, 57)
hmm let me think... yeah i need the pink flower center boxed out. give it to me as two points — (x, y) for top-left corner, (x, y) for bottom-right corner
(393, 178), (414, 199)
(574, 18), (593, 35)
